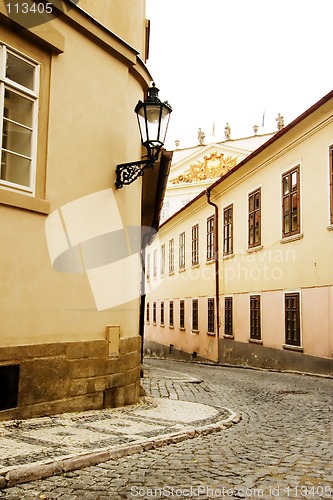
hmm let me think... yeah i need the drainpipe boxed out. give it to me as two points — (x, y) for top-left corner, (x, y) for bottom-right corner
(206, 187), (220, 363)
(139, 229), (154, 365)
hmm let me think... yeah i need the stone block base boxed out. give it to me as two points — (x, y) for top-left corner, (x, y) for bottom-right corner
(0, 336), (141, 421)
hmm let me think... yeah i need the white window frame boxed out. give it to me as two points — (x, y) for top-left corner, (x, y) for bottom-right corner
(179, 231), (185, 270)
(160, 244), (165, 276)
(153, 249), (157, 279)
(0, 43), (40, 195)
(169, 238), (174, 274)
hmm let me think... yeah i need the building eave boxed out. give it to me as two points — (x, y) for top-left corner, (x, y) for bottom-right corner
(142, 149), (173, 233)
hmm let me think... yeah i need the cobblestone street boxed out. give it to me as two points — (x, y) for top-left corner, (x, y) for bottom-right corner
(0, 359), (332, 499)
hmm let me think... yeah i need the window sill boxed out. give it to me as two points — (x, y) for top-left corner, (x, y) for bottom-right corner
(191, 264), (200, 269)
(247, 245), (263, 254)
(169, 271), (175, 276)
(0, 190), (50, 214)
(191, 329), (199, 334)
(280, 233), (303, 244)
(283, 344), (303, 352)
(179, 327), (186, 331)
(160, 324), (165, 328)
(169, 325), (174, 329)
(223, 334), (234, 339)
(223, 253), (235, 260)
(207, 331), (216, 336)
(179, 268), (186, 273)
(327, 224), (333, 232)
(248, 338), (263, 344)
(206, 259), (215, 265)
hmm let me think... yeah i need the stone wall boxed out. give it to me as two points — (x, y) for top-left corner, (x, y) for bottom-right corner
(218, 338), (333, 376)
(0, 336), (141, 421)
(143, 338), (333, 377)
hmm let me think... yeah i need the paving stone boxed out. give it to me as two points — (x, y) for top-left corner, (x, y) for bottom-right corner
(1, 359), (332, 498)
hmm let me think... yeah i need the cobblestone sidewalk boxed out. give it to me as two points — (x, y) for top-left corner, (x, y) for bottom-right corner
(0, 364), (240, 490)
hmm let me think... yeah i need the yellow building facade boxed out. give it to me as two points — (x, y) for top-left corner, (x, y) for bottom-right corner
(145, 91), (333, 376)
(0, 0), (164, 419)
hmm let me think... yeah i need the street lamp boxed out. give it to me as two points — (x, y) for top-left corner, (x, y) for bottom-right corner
(115, 83), (172, 189)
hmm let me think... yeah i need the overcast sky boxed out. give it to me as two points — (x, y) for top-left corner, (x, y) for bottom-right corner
(146, 0), (333, 150)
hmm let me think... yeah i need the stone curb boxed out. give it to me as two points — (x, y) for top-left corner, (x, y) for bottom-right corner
(0, 412), (242, 490)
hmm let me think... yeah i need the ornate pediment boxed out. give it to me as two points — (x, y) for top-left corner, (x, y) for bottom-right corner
(170, 151), (237, 184)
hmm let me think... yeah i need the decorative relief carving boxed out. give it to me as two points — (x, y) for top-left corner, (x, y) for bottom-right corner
(170, 152), (237, 184)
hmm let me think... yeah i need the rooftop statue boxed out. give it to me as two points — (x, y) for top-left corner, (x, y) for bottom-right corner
(276, 113), (284, 130)
(224, 122), (231, 140)
(198, 128), (205, 145)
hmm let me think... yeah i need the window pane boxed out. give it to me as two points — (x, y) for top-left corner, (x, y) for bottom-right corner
(255, 192), (260, 209)
(4, 89), (34, 128)
(249, 195), (254, 212)
(3, 119), (32, 157)
(6, 52), (35, 91)
(284, 214), (290, 235)
(291, 171), (297, 191)
(0, 150), (31, 186)
(283, 198), (290, 234)
(249, 213), (254, 244)
(291, 193), (298, 231)
(283, 176), (289, 195)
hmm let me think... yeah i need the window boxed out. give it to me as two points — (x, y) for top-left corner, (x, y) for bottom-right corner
(0, 45), (40, 193)
(285, 293), (301, 347)
(146, 302), (150, 323)
(161, 200), (170, 221)
(146, 253), (150, 281)
(192, 299), (198, 331)
(180, 300), (185, 329)
(0, 364), (20, 410)
(248, 189), (261, 248)
(169, 239), (174, 274)
(224, 297), (233, 336)
(160, 301), (164, 326)
(282, 166), (300, 238)
(153, 249), (157, 279)
(153, 302), (156, 324)
(250, 295), (261, 340)
(207, 215), (215, 261)
(223, 204), (233, 255)
(179, 232), (185, 270)
(330, 145), (333, 224)
(161, 244), (165, 276)
(208, 298), (215, 333)
(192, 224), (199, 265)
(169, 300), (174, 327)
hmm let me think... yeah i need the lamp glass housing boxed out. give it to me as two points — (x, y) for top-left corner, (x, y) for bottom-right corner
(135, 89), (172, 151)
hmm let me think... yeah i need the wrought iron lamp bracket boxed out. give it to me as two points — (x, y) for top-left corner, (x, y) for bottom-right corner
(115, 149), (159, 189)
